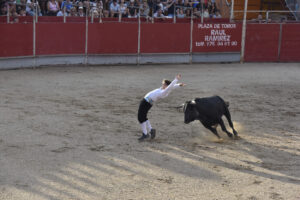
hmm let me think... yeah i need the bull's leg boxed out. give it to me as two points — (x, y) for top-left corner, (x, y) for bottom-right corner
(224, 108), (238, 136)
(218, 118), (233, 138)
(203, 123), (221, 139)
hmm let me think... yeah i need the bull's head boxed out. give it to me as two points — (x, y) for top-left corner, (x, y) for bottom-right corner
(183, 100), (199, 124)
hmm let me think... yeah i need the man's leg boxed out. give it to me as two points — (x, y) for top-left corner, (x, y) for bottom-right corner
(138, 122), (149, 141)
(140, 122), (148, 135)
(137, 99), (152, 141)
(146, 120), (156, 139)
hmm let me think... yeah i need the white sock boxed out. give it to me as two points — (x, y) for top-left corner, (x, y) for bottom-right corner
(140, 122), (147, 135)
(145, 120), (152, 132)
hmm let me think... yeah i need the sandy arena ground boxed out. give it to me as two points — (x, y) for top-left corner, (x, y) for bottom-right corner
(0, 63), (299, 200)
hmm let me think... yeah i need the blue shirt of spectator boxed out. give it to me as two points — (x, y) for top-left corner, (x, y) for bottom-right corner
(61, 0), (73, 13)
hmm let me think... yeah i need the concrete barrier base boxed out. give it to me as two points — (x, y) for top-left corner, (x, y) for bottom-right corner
(0, 53), (240, 69)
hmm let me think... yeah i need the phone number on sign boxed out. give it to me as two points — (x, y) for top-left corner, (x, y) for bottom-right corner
(195, 41), (238, 47)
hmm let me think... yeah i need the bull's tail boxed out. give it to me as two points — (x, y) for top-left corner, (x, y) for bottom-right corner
(215, 96), (229, 107)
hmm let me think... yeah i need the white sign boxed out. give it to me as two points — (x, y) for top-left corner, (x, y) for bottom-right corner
(195, 24), (238, 48)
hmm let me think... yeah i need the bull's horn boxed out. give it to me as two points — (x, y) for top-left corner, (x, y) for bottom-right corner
(191, 100), (196, 104)
(175, 103), (184, 109)
(225, 101), (230, 107)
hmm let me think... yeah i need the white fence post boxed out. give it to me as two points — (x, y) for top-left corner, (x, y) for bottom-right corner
(137, 9), (141, 65)
(85, 8), (88, 65)
(190, 8), (193, 64)
(33, 5), (36, 67)
(7, 4), (10, 23)
(277, 23), (283, 61)
(240, 0), (248, 63)
(230, 0), (234, 22)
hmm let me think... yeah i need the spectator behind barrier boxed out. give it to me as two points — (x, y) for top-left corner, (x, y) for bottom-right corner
(193, 7), (200, 18)
(38, 0), (47, 15)
(26, 0), (42, 16)
(110, 0), (119, 17)
(128, 0), (138, 18)
(139, 0), (150, 18)
(16, 0), (25, 13)
(61, 0), (73, 14)
(0, 4), (8, 15)
(185, 7), (191, 17)
(89, 1), (101, 17)
(47, 0), (60, 16)
(212, 10), (221, 18)
(165, 0), (175, 18)
(5, 0), (17, 17)
(103, 9), (109, 17)
(0, 0), (225, 22)
(78, 6), (85, 16)
(176, 7), (185, 18)
(203, 8), (209, 18)
(119, 0), (128, 17)
(209, 2), (217, 17)
(153, 8), (166, 18)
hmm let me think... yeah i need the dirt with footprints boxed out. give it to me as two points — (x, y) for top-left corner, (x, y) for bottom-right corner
(0, 63), (299, 200)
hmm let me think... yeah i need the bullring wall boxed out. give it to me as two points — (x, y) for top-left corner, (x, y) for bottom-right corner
(0, 20), (299, 69)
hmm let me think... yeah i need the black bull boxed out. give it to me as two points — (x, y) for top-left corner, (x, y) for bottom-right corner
(182, 96), (238, 139)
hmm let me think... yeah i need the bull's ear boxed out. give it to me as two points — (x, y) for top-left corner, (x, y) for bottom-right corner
(191, 100), (196, 105)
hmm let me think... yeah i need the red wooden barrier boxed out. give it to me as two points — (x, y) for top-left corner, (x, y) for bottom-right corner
(36, 23), (85, 55)
(38, 16), (64, 23)
(193, 23), (242, 52)
(0, 16), (7, 23)
(140, 23), (190, 53)
(279, 24), (300, 62)
(66, 17), (86, 23)
(88, 23), (138, 54)
(1, 21), (300, 63)
(19, 16), (33, 23)
(244, 24), (280, 62)
(0, 24), (33, 57)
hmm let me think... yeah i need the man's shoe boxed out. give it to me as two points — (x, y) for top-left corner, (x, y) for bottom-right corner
(138, 134), (149, 141)
(150, 129), (156, 139)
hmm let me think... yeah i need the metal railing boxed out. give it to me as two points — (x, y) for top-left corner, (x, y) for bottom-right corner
(266, 10), (300, 21)
(285, 0), (300, 20)
(232, 10), (300, 22)
(231, 10), (268, 21)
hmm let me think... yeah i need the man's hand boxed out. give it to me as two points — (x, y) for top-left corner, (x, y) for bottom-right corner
(176, 74), (181, 80)
(179, 83), (186, 87)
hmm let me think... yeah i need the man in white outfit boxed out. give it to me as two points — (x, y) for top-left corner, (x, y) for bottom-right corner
(137, 74), (185, 141)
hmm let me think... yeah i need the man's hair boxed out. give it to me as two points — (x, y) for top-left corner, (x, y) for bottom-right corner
(163, 79), (171, 86)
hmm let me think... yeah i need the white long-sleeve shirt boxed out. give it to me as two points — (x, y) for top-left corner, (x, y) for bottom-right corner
(144, 78), (180, 104)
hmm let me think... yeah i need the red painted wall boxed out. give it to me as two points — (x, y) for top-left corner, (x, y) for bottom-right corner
(1, 22), (300, 63)
(0, 24), (33, 57)
(244, 24), (280, 62)
(88, 23), (138, 54)
(36, 23), (85, 55)
(140, 23), (190, 53)
(280, 24), (300, 62)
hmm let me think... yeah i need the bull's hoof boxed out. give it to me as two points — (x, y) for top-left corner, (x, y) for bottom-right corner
(234, 135), (241, 140)
(215, 138), (224, 143)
